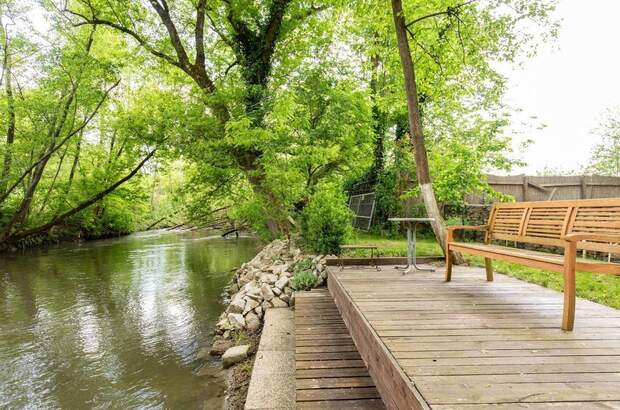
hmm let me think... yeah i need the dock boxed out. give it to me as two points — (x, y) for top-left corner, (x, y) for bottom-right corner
(327, 264), (620, 409)
(295, 289), (386, 409)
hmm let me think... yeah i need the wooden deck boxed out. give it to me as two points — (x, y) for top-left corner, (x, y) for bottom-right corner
(295, 289), (386, 409)
(328, 265), (620, 409)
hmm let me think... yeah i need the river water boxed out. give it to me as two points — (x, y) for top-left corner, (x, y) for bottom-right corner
(0, 230), (260, 409)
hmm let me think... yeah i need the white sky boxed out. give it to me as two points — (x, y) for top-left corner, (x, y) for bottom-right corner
(503, 0), (620, 175)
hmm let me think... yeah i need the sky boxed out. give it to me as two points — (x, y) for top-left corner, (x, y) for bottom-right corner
(502, 0), (620, 175)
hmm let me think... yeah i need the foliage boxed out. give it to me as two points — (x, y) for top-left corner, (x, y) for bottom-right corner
(586, 108), (620, 176)
(0, 0), (560, 247)
(290, 271), (317, 291)
(293, 257), (314, 275)
(301, 186), (352, 255)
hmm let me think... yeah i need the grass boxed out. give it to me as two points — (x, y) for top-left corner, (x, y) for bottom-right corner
(344, 231), (620, 310)
(344, 231), (442, 257)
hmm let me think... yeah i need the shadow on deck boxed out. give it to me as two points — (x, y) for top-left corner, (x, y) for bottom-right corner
(328, 264), (620, 409)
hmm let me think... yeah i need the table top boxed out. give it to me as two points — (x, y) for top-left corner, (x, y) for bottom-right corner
(388, 217), (435, 222)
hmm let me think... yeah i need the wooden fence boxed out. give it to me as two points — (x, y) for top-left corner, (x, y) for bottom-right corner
(467, 174), (620, 203)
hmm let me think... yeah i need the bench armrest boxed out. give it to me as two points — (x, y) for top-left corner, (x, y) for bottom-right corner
(447, 225), (489, 233)
(563, 233), (620, 243)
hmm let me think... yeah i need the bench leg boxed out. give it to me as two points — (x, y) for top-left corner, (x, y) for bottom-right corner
(445, 244), (453, 282)
(485, 258), (494, 282)
(562, 242), (577, 331)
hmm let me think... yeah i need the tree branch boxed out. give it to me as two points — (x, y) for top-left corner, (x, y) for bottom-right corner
(195, 0), (206, 67)
(147, 0), (191, 67)
(11, 149), (157, 241)
(406, 0), (477, 27)
(64, 8), (183, 69)
(262, 0), (292, 64)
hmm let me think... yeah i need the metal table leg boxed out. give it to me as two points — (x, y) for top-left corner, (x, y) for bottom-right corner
(403, 222), (435, 274)
(411, 222), (435, 272)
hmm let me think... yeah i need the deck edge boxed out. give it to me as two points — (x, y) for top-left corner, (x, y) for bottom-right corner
(327, 269), (430, 410)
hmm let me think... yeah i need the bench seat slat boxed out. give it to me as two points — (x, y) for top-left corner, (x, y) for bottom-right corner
(449, 243), (620, 275)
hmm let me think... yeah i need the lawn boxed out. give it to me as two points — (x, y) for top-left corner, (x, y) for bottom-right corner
(345, 232), (620, 310)
(344, 231), (442, 257)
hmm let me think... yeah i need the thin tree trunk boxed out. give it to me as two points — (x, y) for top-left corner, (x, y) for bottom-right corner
(391, 0), (463, 262)
(38, 146), (69, 213)
(66, 130), (82, 192)
(1, 29), (15, 196)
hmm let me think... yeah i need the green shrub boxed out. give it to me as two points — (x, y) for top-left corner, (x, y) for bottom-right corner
(294, 258), (314, 274)
(301, 186), (352, 255)
(290, 270), (318, 291)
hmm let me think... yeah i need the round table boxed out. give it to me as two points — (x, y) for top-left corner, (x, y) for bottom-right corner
(388, 217), (436, 274)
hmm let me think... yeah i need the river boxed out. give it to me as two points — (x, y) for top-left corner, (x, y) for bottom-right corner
(0, 230), (260, 409)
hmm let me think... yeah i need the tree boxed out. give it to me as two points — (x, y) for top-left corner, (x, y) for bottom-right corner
(386, 0), (556, 256)
(63, 0), (342, 234)
(0, 7), (168, 244)
(586, 109), (620, 176)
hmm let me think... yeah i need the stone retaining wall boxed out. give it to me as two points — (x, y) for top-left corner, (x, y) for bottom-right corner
(214, 239), (327, 338)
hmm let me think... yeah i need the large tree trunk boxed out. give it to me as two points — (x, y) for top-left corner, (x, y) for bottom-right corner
(391, 0), (463, 263)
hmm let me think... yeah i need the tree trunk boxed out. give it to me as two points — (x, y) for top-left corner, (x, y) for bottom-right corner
(1, 29), (15, 196)
(369, 53), (385, 183)
(391, 0), (463, 263)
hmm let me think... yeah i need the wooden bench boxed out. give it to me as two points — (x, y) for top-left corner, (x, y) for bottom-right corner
(445, 198), (620, 331)
(339, 244), (381, 271)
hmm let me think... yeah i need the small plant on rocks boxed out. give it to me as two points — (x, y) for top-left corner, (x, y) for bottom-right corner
(291, 270), (318, 291)
(294, 258), (313, 275)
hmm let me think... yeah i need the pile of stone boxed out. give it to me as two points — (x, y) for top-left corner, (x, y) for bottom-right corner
(214, 239), (327, 339)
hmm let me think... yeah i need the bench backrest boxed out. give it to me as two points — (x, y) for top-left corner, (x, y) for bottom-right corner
(488, 198), (620, 253)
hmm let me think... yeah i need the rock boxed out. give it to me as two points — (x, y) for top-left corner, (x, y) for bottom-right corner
(290, 294), (295, 306)
(242, 298), (260, 315)
(228, 283), (239, 294)
(274, 276), (289, 290)
(209, 339), (233, 356)
(272, 287), (282, 296)
(279, 293), (290, 304)
(216, 317), (231, 331)
(283, 286), (293, 296)
(271, 297), (288, 308)
(261, 300), (273, 310)
(271, 263), (289, 276)
(228, 313), (246, 329)
(245, 312), (261, 331)
(196, 347), (210, 360)
(244, 282), (262, 300)
(228, 297), (246, 314)
(223, 330), (231, 340)
(254, 306), (263, 318)
(261, 284), (275, 301)
(222, 345), (250, 368)
(259, 273), (278, 284)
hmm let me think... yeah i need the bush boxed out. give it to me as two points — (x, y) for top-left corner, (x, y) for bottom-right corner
(294, 258), (314, 274)
(290, 270), (317, 291)
(301, 186), (352, 255)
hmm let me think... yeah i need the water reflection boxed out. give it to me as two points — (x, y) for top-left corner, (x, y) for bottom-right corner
(0, 230), (259, 409)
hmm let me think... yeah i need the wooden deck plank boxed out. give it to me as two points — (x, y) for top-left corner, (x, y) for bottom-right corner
(295, 289), (386, 409)
(329, 265), (620, 409)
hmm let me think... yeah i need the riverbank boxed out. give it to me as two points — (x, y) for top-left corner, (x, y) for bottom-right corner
(204, 239), (328, 409)
(0, 228), (132, 252)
